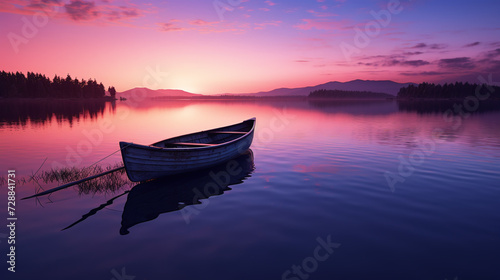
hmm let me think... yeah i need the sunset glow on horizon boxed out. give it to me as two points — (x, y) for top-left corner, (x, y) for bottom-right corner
(1, 0), (500, 94)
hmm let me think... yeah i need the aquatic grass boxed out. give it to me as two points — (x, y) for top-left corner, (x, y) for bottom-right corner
(35, 163), (135, 195)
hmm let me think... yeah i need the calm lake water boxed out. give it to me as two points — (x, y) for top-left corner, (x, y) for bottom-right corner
(1, 98), (500, 280)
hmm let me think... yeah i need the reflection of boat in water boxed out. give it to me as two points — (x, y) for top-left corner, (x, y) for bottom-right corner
(119, 118), (255, 182)
(120, 150), (255, 235)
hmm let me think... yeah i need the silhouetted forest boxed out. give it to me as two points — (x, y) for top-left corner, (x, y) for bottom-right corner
(397, 82), (500, 99)
(309, 89), (393, 99)
(0, 71), (116, 98)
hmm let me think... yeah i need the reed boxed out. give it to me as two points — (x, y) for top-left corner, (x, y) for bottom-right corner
(38, 163), (135, 195)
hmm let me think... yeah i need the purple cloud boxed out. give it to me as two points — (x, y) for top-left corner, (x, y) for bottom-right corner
(361, 54), (430, 67)
(464, 41), (480, 47)
(403, 51), (424, 56)
(383, 59), (401, 66)
(28, 0), (61, 8)
(400, 71), (447, 76)
(485, 60), (500, 73)
(102, 5), (141, 21)
(158, 22), (186, 32)
(428, 43), (447, 50)
(411, 43), (447, 50)
(411, 43), (427, 48)
(294, 18), (350, 30)
(63, 0), (142, 22)
(191, 19), (215, 26)
(485, 48), (500, 59)
(64, 0), (99, 21)
(438, 57), (475, 69)
(400, 60), (430, 67)
(383, 59), (429, 67)
(121, 6), (139, 17)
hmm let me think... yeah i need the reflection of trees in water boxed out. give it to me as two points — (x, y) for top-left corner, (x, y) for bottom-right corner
(397, 100), (500, 115)
(349, 107), (500, 150)
(308, 99), (398, 115)
(0, 99), (115, 127)
(395, 100), (500, 148)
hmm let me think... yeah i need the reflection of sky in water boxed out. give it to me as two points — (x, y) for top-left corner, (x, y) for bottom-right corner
(0, 100), (500, 279)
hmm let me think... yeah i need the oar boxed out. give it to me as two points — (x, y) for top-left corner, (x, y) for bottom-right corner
(21, 166), (125, 200)
(61, 190), (130, 231)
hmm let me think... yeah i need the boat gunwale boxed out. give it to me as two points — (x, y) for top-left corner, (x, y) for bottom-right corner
(119, 117), (256, 152)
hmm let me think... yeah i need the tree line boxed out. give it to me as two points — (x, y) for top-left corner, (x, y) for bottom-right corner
(0, 71), (117, 99)
(309, 89), (392, 98)
(397, 82), (500, 99)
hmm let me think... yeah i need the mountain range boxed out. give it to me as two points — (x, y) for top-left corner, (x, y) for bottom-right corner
(118, 80), (416, 98)
(234, 80), (415, 96)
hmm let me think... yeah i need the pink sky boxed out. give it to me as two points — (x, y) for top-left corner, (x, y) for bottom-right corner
(1, 0), (499, 94)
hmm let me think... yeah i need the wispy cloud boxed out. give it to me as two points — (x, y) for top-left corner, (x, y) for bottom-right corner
(64, 0), (100, 21)
(65, 0), (144, 22)
(400, 71), (447, 76)
(411, 42), (447, 50)
(158, 19), (252, 34)
(476, 48), (500, 73)
(464, 41), (480, 48)
(384, 59), (430, 67)
(1, 0), (145, 23)
(28, 0), (63, 11)
(190, 19), (218, 26)
(357, 54), (430, 68)
(484, 60), (500, 73)
(411, 43), (427, 48)
(307, 9), (338, 18)
(158, 21), (186, 32)
(254, 20), (281, 30)
(400, 60), (430, 67)
(483, 48), (500, 59)
(403, 51), (424, 56)
(0, 0), (63, 16)
(438, 57), (475, 69)
(294, 18), (349, 30)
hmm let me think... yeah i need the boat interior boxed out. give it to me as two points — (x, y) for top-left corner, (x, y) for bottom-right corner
(151, 119), (254, 149)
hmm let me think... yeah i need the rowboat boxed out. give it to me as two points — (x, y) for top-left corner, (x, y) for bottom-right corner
(119, 118), (256, 182)
(20, 118), (255, 200)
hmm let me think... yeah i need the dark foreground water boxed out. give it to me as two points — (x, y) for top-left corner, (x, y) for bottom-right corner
(0, 99), (499, 280)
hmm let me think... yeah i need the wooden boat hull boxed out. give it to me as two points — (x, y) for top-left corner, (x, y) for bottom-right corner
(120, 118), (255, 182)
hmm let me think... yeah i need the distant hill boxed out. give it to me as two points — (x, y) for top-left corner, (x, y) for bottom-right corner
(118, 80), (416, 99)
(231, 80), (416, 96)
(309, 89), (394, 99)
(118, 87), (200, 99)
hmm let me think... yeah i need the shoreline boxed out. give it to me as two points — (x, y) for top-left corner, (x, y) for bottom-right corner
(0, 97), (117, 101)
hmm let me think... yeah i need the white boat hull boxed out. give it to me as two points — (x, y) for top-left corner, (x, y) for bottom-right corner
(120, 118), (255, 182)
